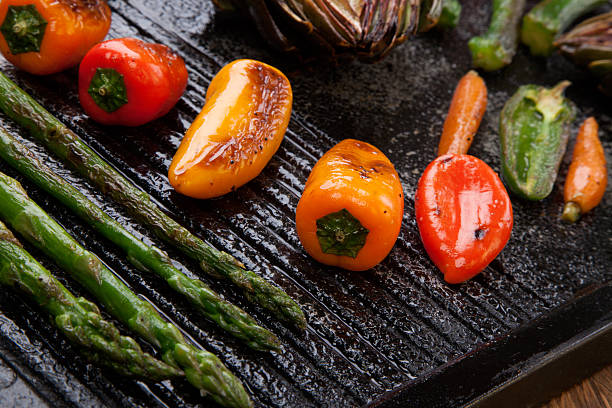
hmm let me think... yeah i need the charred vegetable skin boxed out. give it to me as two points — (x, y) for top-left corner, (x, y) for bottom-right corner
(415, 155), (513, 284)
(500, 81), (576, 200)
(468, 0), (525, 71)
(521, 0), (608, 56)
(0, 0), (111, 75)
(0, 72), (306, 330)
(79, 38), (188, 126)
(0, 221), (180, 381)
(562, 117), (608, 222)
(555, 11), (612, 97)
(0, 127), (280, 352)
(169, 59), (292, 199)
(216, 0), (442, 61)
(0, 171), (252, 408)
(296, 139), (404, 271)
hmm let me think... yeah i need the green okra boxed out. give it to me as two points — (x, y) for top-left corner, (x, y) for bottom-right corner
(0, 172), (252, 408)
(438, 0), (462, 29)
(468, 0), (526, 71)
(0, 126), (280, 352)
(0, 221), (181, 381)
(499, 81), (576, 200)
(521, 0), (608, 56)
(0, 71), (306, 330)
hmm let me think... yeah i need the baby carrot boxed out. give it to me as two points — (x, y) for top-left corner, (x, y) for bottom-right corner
(562, 117), (608, 222)
(438, 70), (488, 156)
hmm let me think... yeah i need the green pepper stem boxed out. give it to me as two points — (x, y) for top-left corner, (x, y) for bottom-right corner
(316, 209), (369, 258)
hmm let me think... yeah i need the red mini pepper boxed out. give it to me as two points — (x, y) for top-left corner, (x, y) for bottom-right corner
(415, 154), (513, 283)
(78, 37), (188, 127)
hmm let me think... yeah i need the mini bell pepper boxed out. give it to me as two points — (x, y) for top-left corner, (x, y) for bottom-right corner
(415, 154), (513, 284)
(499, 81), (576, 200)
(0, 0), (111, 75)
(296, 139), (404, 271)
(168, 59), (292, 199)
(78, 37), (188, 127)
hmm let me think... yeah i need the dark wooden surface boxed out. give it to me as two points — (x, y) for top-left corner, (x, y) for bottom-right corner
(542, 365), (612, 408)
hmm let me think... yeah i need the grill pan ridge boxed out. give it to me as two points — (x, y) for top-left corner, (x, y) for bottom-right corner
(0, 0), (610, 407)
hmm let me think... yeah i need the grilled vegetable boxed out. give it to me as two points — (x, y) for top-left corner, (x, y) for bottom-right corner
(468, 0), (526, 71)
(216, 0), (443, 61)
(78, 38), (188, 127)
(521, 0), (607, 56)
(296, 139), (404, 271)
(438, 0), (462, 29)
(562, 117), (607, 222)
(0, 221), (181, 381)
(0, 71), (306, 330)
(438, 70), (487, 156)
(555, 11), (612, 97)
(415, 154), (513, 284)
(0, 171), (252, 408)
(499, 81), (576, 200)
(169, 59), (292, 199)
(0, 0), (111, 75)
(0, 126), (280, 352)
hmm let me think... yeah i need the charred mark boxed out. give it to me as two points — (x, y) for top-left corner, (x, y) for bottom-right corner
(475, 228), (487, 240)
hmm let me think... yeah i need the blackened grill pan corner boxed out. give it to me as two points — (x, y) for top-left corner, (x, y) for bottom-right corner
(0, 0), (610, 407)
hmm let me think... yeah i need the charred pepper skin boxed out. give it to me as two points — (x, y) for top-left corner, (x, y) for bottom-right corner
(0, 221), (181, 381)
(468, 0), (526, 71)
(0, 172), (252, 408)
(0, 0), (111, 75)
(499, 81), (576, 200)
(521, 0), (608, 56)
(0, 71), (306, 330)
(0, 126), (280, 352)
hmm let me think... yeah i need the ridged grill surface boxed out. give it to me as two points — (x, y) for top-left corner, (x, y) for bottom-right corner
(0, 0), (610, 407)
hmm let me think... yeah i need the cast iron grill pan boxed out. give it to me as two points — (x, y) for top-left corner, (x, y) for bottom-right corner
(0, 0), (610, 406)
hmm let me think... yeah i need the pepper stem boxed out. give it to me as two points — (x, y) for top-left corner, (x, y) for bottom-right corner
(316, 209), (369, 258)
(536, 81), (571, 121)
(87, 68), (129, 113)
(561, 201), (582, 223)
(0, 5), (47, 55)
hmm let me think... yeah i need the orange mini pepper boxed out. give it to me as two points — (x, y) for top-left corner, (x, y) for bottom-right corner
(296, 139), (404, 271)
(169, 59), (292, 199)
(562, 117), (608, 222)
(438, 70), (487, 156)
(0, 0), (111, 75)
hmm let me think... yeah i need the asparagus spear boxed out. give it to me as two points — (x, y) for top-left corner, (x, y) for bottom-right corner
(521, 0), (608, 56)
(0, 221), (181, 381)
(0, 172), (252, 408)
(0, 72), (306, 330)
(0, 127), (280, 352)
(468, 0), (526, 71)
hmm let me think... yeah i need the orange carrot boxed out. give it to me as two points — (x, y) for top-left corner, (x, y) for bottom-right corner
(437, 70), (488, 156)
(562, 117), (608, 223)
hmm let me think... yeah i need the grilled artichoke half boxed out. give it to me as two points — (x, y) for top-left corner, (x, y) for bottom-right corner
(215, 0), (443, 61)
(555, 11), (612, 97)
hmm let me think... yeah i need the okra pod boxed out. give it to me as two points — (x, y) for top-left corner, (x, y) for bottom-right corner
(521, 0), (608, 56)
(468, 0), (526, 71)
(499, 81), (576, 200)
